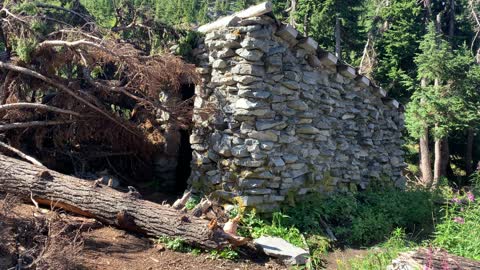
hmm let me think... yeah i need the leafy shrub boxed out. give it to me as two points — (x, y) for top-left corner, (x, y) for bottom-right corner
(239, 211), (305, 248)
(12, 38), (37, 63)
(283, 188), (437, 246)
(433, 189), (480, 260)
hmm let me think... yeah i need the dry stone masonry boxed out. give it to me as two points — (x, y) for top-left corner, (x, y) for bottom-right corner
(189, 2), (406, 212)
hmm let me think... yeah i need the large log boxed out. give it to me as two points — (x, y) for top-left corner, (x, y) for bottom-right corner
(0, 154), (229, 250)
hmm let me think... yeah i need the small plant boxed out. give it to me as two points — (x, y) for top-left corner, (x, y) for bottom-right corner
(156, 236), (191, 253)
(433, 189), (480, 260)
(208, 246), (239, 260)
(239, 211), (306, 248)
(185, 196), (200, 210)
(12, 2), (39, 15)
(190, 248), (202, 256)
(13, 38), (37, 63)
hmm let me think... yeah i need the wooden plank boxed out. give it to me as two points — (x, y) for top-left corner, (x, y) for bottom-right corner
(236, 1), (272, 19)
(198, 16), (240, 33)
(276, 24), (298, 41)
(197, 1), (272, 33)
(338, 65), (356, 79)
(297, 37), (318, 52)
(318, 51), (338, 66)
(355, 75), (370, 88)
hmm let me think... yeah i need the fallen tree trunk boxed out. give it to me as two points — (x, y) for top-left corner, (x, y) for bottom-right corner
(388, 248), (480, 270)
(0, 154), (229, 250)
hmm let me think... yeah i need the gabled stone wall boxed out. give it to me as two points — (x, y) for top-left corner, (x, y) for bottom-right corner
(189, 15), (405, 212)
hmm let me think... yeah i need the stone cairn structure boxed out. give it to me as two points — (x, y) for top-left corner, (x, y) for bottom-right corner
(188, 2), (405, 212)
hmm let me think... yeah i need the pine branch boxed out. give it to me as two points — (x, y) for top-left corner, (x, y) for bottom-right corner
(0, 61), (142, 139)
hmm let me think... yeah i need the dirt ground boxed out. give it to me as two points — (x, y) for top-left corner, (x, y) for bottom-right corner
(0, 196), (367, 270)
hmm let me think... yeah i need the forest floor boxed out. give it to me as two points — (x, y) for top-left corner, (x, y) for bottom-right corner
(0, 198), (368, 270)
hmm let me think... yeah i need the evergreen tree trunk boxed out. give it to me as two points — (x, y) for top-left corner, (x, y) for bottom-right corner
(466, 128), (475, 175)
(449, 0), (455, 39)
(289, 0), (297, 26)
(419, 78), (433, 186)
(335, 15), (341, 59)
(420, 128), (433, 186)
(433, 138), (442, 187)
(432, 76), (448, 187)
(441, 138), (450, 176)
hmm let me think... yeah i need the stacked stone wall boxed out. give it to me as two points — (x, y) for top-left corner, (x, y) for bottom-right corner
(189, 15), (405, 211)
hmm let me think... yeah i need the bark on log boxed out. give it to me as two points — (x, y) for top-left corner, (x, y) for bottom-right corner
(0, 154), (229, 250)
(388, 248), (480, 270)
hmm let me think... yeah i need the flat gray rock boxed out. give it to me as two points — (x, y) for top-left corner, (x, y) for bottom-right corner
(254, 236), (309, 265)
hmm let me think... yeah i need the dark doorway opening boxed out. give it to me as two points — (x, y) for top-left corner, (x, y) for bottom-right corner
(174, 83), (195, 193)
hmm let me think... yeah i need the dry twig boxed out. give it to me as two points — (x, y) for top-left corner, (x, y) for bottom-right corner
(0, 141), (45, 167)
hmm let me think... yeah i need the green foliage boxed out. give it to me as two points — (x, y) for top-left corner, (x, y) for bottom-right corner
(283, 189), (437, 246)
(156, 236), (192, 252)
(12, 1), (39, 15)
(337, 228), (415, 270)
(80, 0), (115, 28)
(293, 0), (364, 63)
(406, 24), (480, 141)
(185, 195), (200, 210)
(433, 188), (480, 260)
(176, 31), (201, 58)
(155, 236), (238, 260)
(372, 0), (423, 102)
(12, 38), (37, 63)
(208, 246), (239, 260)
(239, 211), (306, 248)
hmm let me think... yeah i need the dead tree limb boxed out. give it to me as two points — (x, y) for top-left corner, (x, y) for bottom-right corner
(0, 120), (75, 131)
(0, 61), (142, 138)
(0, 154), (230, 250)
(0, 103), (82, 117)
(0, 141), (45, 167)
(172, 190), (192, 210)
(37, 40), (122, 60)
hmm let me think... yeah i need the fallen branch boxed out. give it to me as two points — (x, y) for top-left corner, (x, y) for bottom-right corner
(37, 39), (121, 60)
(172, 190), (192, 210)
(0, 103), (82, 117)
(192, 198), (213, 217)
(0, 141), (45, 167)
(0, 154), (230, 249)
(319, 217), (337, 241)
(46, 29), (103, 42)
(0, 120), (74, 131)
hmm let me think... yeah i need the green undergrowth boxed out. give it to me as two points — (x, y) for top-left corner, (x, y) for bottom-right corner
(432, 184), (480, 260)
(154, 235), (239, 260)
(235, 187), (439, 269)
(336, 228), (416, 270)
(155, 183), (480, 268)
